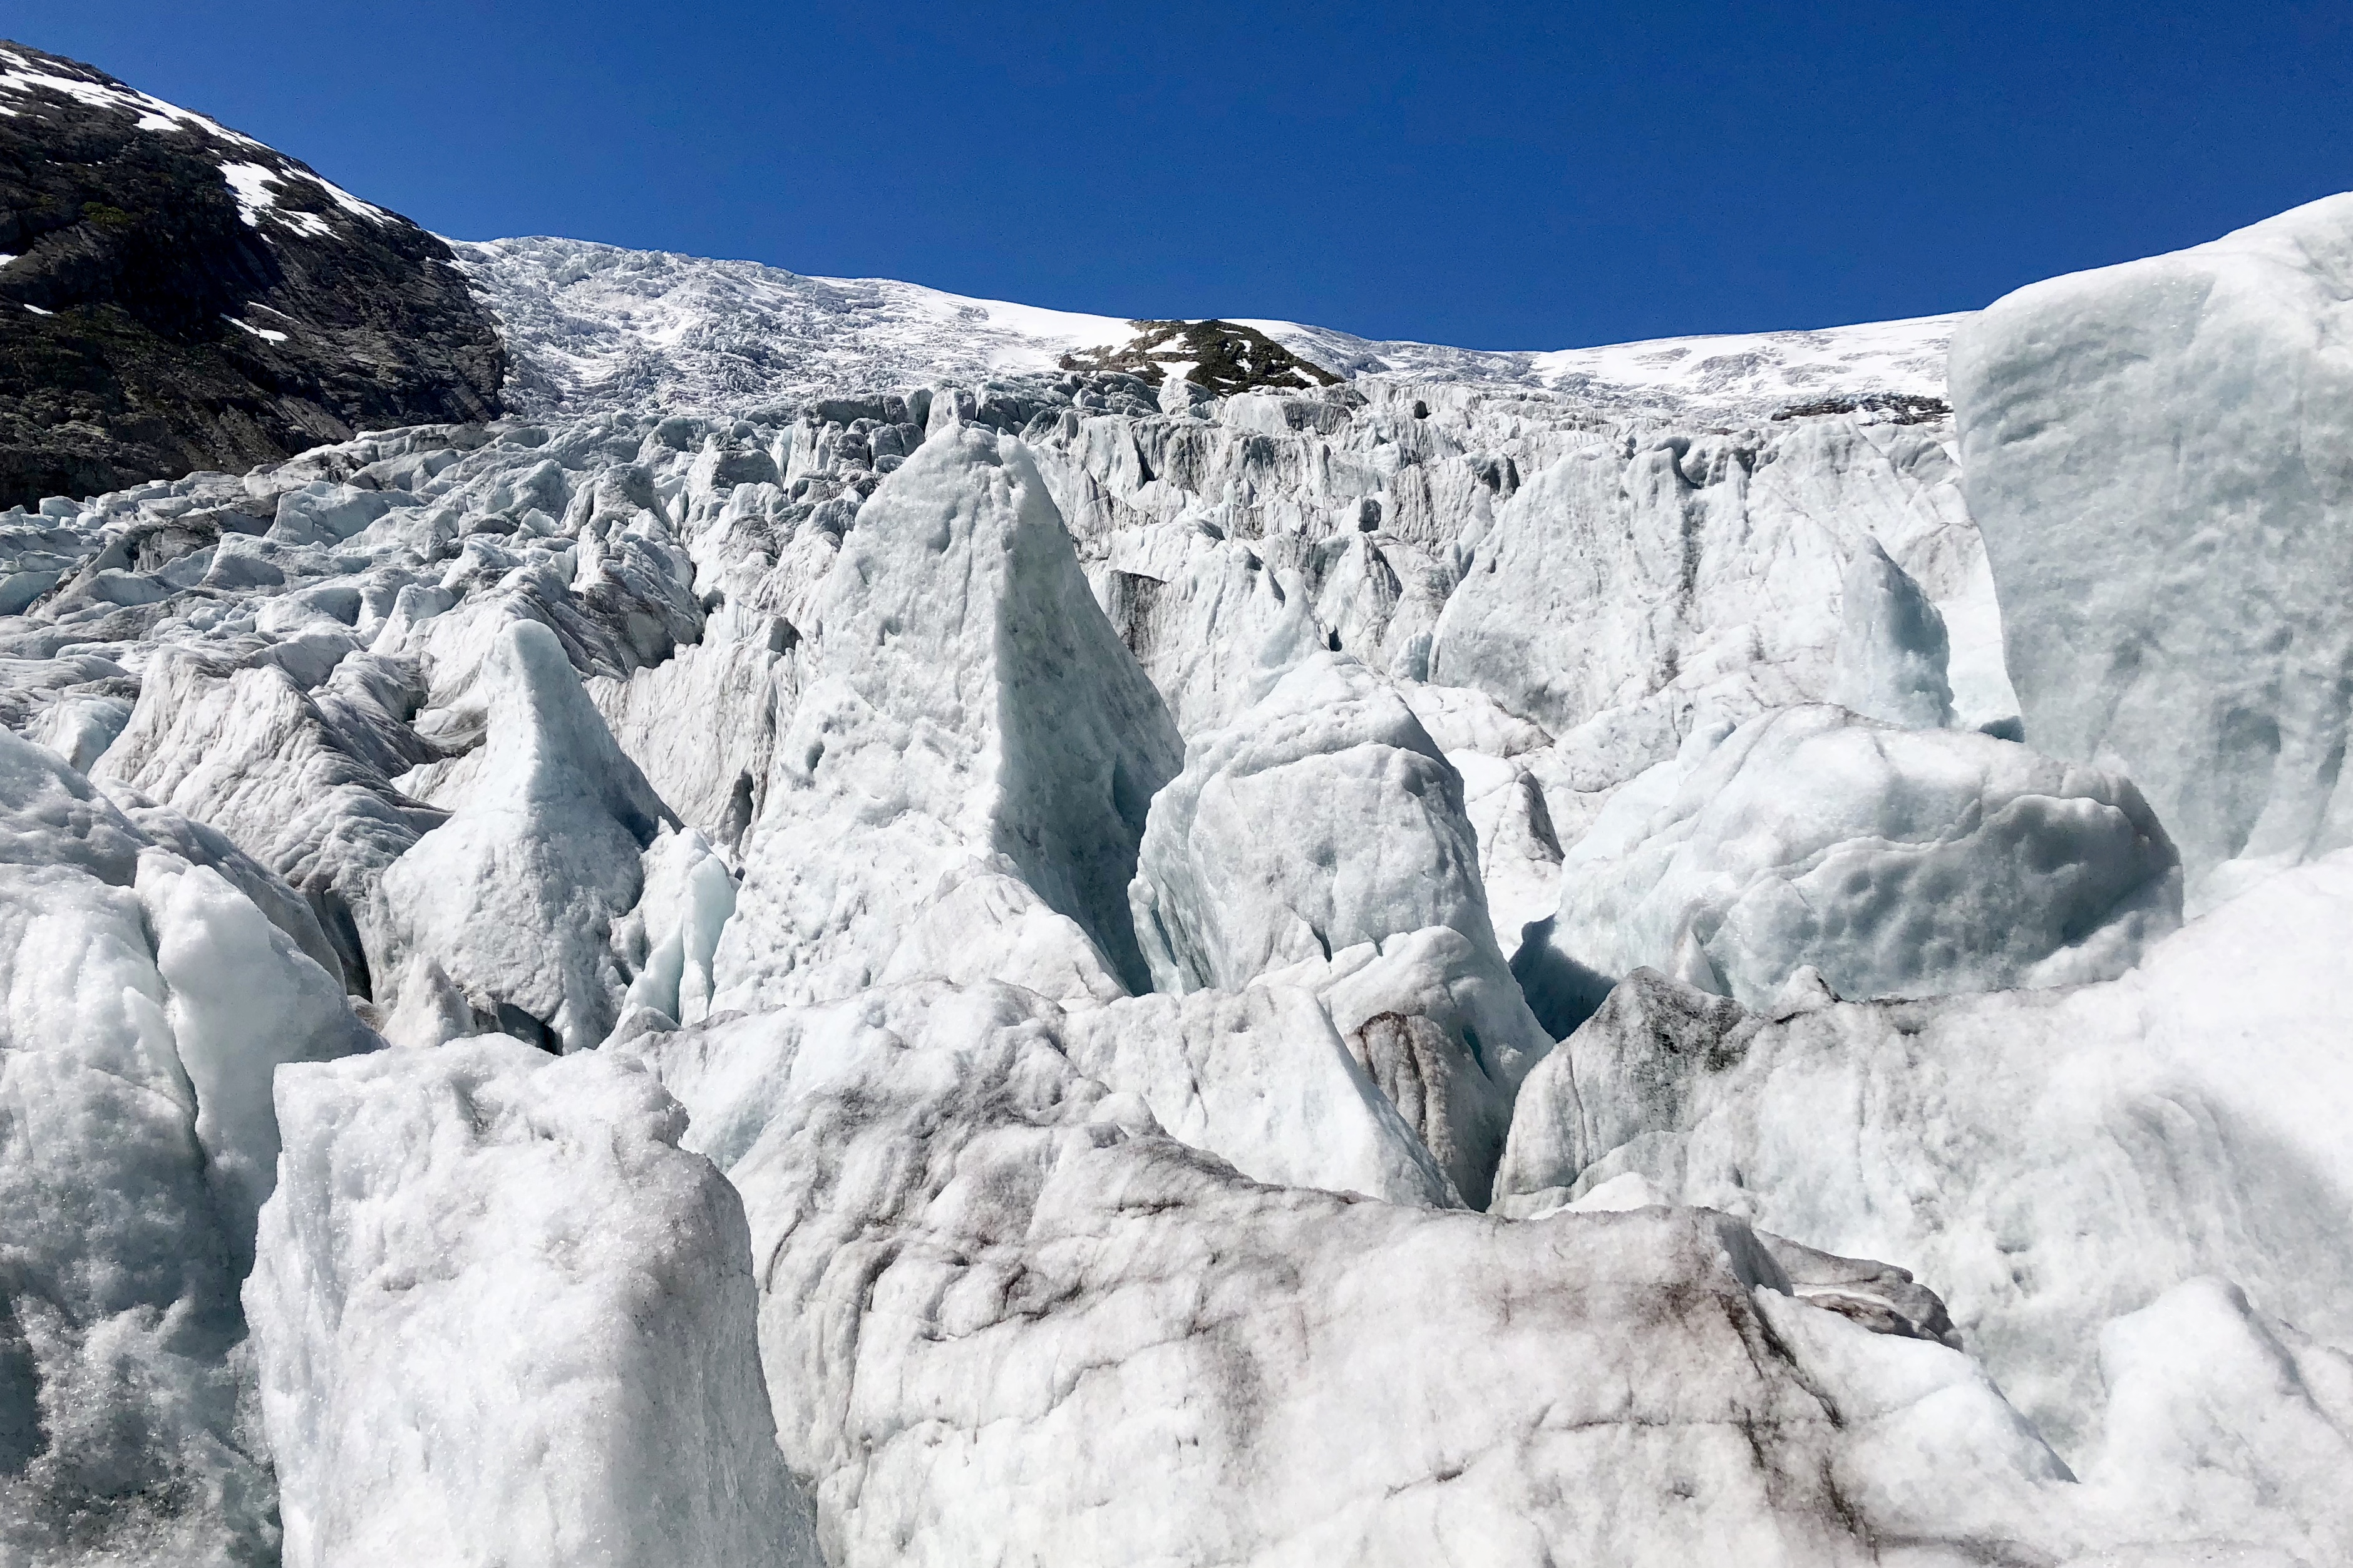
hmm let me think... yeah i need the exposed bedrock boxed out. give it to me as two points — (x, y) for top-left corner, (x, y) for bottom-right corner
(0, 43), (503, 508)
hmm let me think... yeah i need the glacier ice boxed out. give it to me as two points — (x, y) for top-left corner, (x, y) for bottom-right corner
(1952, 192), (2353, 908)
(1426, 414), (2016, 800)
(1498, 847), (2353, 1470)
(624, 978), (2086, 1567)
(712, 424), (1183, 1010)
(1059, 983), (1461, 1206)
(0, 729), (373, 1566)
(247, 1038), (816, 1567)
(374, 617), (674, 1052)
(1128, 635), (1552, 1203)
(1521, 703), (2181, 1027)
(0, 173), (2347, 1565)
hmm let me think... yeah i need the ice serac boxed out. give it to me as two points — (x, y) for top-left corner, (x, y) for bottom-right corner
(1494, 966), (1757, 1217)
(616, 825), (738, 1032)
(1497, 847), (2353, 1468)
(375, 618), (676, 1052)
(247, 1038), (815, 1568)
(1523, 704), (2180, 1028)
(1426, 411), (2013, 796)
(713, 426), (1183, 1009)
(1129, 637), (1552, 1204)
(96, 647), (445, 992)
(1830, 535), (1954, 728)
(624, 980), (2078, 1568)
(1950, 192), (2353, 906)
(0, 729), (374, 1567)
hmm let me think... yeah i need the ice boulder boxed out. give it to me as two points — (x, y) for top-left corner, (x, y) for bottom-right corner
(247, 1038), (815, 1568)
(1499, 847), (2353, 1464)
(1129, 641), (1553, 1204)
(266, 482), (393, 545)
(1131, 646), (1498, 991)
(1522, 704), (2180, 1027)
(0, 730), (374, 1565)
(374, 618), (676, 1051)
(1494, 966), (1758, 1216)
(1950, 192), (2353, 905)
(713, 426), (1183, 1010)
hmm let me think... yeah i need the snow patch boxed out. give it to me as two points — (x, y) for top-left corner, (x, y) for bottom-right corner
(219, 157), (388, 236)
(0, 45), (265, 148)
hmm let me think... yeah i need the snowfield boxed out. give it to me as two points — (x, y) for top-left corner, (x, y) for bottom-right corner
(3, 70), (2352, 1565)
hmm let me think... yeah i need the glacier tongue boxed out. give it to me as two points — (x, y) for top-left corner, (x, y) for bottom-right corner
(2, 181), (2351, 1565)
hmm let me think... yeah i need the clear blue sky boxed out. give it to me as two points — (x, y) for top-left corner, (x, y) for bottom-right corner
(12, 1), (2351, 349)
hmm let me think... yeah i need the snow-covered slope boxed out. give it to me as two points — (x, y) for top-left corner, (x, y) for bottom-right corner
(3, 56), (2350, 1566)
(456, 232), (1957, 426)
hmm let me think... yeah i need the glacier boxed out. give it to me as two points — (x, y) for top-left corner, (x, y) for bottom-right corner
(0, 59), (2350, 1566)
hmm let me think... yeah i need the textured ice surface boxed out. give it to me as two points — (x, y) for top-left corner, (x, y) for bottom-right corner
(3, 177), (2350, 1562)
(624, 979), (2089, 1568)
(1130, 636), (1552, 1203)
(713, 424), (1182, 1010)
(374, 618), (674, 1051)
(1500, 848), (2353, 1478)
(249, 1038), (815, 1567)
(617, 824), (737, 1032)
(1952, 192), (2353, 908)
(0, 729), (373, 1566)
(1525, 704), (2181, 1027)
(1059, 984), (1461, 1206)
(1428, 416), (2014, 781)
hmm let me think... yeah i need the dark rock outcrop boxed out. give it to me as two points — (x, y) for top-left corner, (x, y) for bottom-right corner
(0, 41), (503, 508)
(1061, 317), (1341, 394)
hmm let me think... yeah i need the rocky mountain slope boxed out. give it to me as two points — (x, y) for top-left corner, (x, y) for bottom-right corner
(1, 45), (2350, 1568)
(0, 43), (503, 510)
